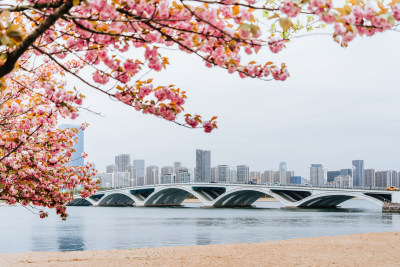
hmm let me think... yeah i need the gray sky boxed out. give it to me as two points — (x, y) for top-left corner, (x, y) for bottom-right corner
(61, 30), (400, 179)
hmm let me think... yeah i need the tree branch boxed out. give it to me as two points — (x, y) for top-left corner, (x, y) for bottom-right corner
(0, 0), (73, 79)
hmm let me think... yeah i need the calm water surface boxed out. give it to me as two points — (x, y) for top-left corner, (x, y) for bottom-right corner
(0, 200), (399, 253)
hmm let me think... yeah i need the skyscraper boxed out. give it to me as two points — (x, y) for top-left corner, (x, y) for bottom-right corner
(174, 162), (182, 169)
(286, 171), (295, 183)
(126, 165), (136, 186)
(327, 171), (341, 183)
(218, 165), (230, 183)
(115, 154), (131, 172)
(146, 165), (159, 185)
(391, 171), (398, 187)
(133, 159), (145, 186)
(261, 170), (275, 184)
(310, 164), (324, 186)
(236, 165), (249, 184)
(195, 149), (211, 182)
(250, 171), (261, 183)
(161, 166), (174, 184)
(364, 169), (375, 187)
(290, 176), (302, 185)
(375, 171), (390, 187)
(279, 162), (287, 184)
(352, 160), (364, 187)
(211, 167), (219, 182)
(106, 164), (118, 173)
(340, 169), (352, 177)
(58, 124), (84, 167)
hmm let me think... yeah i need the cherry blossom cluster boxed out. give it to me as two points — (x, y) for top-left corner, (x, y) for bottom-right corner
(0, 61), (97, 219)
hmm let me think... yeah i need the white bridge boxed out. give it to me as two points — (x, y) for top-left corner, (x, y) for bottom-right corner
(69, 183), (400, 209)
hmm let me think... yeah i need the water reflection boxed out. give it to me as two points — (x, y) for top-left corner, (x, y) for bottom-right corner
(0, 200), (399, 253)
(57, 223), (85, 251)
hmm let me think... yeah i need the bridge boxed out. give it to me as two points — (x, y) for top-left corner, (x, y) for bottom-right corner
(68, 183), (400, 210)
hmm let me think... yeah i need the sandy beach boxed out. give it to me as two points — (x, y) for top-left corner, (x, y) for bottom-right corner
(1, 232), (399, 266)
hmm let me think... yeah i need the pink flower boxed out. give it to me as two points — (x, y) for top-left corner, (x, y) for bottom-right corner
(268, 37), (285, 53)
(203, 121), (213, 133)
(272, 68), (290, 81)
(334, 23), (347, 35)
(280, 0), (300, 18)
(74, 98), (83, 105)
(310, 0), (325, 8)
(363, 4), (376, 20)
(92, 71), (109, 84)
(392, 4), (400, 21)
(185, 116), (199, 128)
(320, 10), (336, 24)
(123, 60), (139, 74)
(352, 5), (364, 19)
(342, 31), (356, 42)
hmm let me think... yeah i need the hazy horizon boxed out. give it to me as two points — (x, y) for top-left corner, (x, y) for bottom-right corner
(60, 31), (400, 179)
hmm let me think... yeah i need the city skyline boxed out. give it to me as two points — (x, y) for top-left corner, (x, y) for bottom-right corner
(60, 32), (400, 179)
(95, 148), (400, 189)
(97, 151), (400, 182)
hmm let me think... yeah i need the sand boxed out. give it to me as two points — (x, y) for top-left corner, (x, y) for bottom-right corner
(1, 232), (399, 266)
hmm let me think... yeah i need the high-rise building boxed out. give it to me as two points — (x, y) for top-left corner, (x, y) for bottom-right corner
(211, 166), (219, 182)
(58, 124), (84, 167)
(279, 162), (287, 184)
(177, 168), (190, 183)
(286, 171), (295, 183)
(115, 154), (131, 172)
(340, 169), (352, 177)
(161, 166), (174, 184)
(261, 170), (275, 184)
(391, 171), (399, 187)
(195, 149), (211, 182)
(364, 169), (375, 187)
(174, 162), (182, 169)
(163, 173), (176, 184)
(106, 164), (118, 173)
(230, 169), (237, 183)
(133, 159), (145, 185)
(146, 165), (159, 185)
(335, 175), (352, 187)
(95, 172), (130, 189)
(274, 171), (281, 184)
(126, 165), (136, 186)
(327, 171), (341, 183)
(352, 160), (364, 187)
(250, 171), (261, 183)
(218, 165), (231, 183)
(375, 171), (391, 187)
(290, 176), (302, 185)
(236, 165), (249, 183)
(310, 164), (324, 186)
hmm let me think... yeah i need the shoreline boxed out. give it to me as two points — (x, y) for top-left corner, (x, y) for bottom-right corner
(1, 232), (399, 266)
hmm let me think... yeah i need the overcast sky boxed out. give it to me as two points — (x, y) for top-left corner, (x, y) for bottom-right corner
(60, 30), (400, 179)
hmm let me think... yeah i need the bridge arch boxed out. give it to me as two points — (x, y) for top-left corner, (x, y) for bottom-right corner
(98, 192), (136, 206)
(212, 188), (285, 207)
(143, 186), (211, 206)
(295, 191), (385, 208)
(67, 198), (95, 206)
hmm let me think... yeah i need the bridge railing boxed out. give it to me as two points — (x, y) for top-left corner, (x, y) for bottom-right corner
(93, 182), (390, 193)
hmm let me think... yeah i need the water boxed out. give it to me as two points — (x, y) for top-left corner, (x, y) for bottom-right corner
(0, 199), (399, 253)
